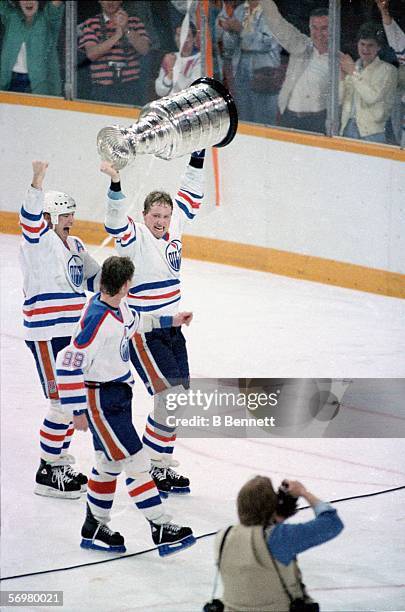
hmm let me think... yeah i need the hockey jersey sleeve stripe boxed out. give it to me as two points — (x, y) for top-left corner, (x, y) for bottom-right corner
(20, 206), (42, 221)
(104, 222), (129, 235)
(135, 289), (180, 301)
(180, 187), (203, 200)
(118, 235), (136, 248)
(23, 303), (84, 316)
(177, 189), (201, 209)
(175, 199), (195, 220)
(24, 315), (81, 328)
(113, 370), (133, 383)
(20, 220), (46, 234)
(133, 296), (181, 312)
(22, 226), (50, 244)
(121, 230), (133, 241)
(73, 311), (109, 349)
(24, 291), (86, 305)
(131, 279), (180, 293)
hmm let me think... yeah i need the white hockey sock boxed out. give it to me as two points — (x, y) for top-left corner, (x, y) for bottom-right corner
(40, 400), (72, 463)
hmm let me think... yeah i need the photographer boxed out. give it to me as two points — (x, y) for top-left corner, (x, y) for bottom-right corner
(213, 476), (344, 612)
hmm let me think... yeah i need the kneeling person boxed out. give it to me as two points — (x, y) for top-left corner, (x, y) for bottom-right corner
(56, 256), (195, 556)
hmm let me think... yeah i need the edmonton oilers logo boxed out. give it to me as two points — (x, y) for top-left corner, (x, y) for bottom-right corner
(68, 255), (84, 287)
(165, 240), (182, 272)
(120, 336), (130, 362)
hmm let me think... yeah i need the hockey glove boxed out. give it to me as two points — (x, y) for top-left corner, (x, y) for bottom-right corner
(189, 149), (205, 169)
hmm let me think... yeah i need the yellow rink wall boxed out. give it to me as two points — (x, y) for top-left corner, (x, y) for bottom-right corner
(1, 92), (405, 299)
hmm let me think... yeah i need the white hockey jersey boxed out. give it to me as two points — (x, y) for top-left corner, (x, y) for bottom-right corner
(56, 293), (172, 415)
(104, 164), (203, 316)
(19, 187), (101, 341)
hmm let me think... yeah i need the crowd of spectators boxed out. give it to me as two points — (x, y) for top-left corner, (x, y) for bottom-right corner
(1, 0), (404, 145)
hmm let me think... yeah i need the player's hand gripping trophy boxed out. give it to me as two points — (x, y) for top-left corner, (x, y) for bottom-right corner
(96, 78), (238, 169)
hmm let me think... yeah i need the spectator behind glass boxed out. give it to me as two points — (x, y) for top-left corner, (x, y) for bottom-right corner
(155, 22), (200, 98)
(261, 0), (329, 135)
(340, 21), (398, 144)
(0, 0), (64, 95)
(79, 0), (150, 106)
(216, 0), (281, 125)
(215, 1), (245, 97)
(375, 0), (405, 145)
(215, 476), (344, 612)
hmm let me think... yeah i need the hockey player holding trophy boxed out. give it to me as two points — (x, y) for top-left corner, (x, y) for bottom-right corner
(98, 78), (238, 497)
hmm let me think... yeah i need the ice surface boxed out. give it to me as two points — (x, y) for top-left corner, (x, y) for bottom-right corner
(1, 234), (404, 611)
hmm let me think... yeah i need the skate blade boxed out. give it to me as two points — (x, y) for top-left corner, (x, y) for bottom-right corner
(169, 486), (190, 495)
(34, 484), (81, 499)
(159, 490), (169, 499)
(157, 534), (196, 557)
(81, 485), (88, 493)
(80, 539), (126, 554)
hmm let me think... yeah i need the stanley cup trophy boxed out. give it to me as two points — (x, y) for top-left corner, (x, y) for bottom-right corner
(97, 78), (238, 170)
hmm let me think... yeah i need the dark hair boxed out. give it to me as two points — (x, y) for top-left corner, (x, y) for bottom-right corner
(357, 21), (385, 46)
(143, 190), (173, 213)
(100, 256), (134, 297)
(310, 7), (329, 19)
(237, 476), (278, 526)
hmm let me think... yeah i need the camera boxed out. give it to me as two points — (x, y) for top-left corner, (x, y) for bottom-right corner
(276, 481), (298, 519)
(203, 599), (224, 612)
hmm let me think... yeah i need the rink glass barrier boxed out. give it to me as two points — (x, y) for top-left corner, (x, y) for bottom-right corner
(0, 0), (403, 148)
(153, 378), (405, 438)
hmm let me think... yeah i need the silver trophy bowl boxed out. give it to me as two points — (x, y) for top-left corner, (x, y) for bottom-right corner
(97, 77), (238, 170)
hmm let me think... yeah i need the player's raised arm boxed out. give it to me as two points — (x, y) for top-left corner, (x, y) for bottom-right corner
(102, 162), (137, 253)
(174, 150), (205, 222)
(20, 161), (51, 245)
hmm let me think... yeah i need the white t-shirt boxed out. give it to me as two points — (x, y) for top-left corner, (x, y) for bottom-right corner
(13, 43), (28, 74)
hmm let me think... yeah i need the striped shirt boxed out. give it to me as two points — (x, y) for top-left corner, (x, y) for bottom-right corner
(79, 13), (149, 85)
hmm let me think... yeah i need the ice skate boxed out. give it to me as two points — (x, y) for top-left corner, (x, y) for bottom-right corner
(150, 465), (172, 498)
(164, 466), (190, 494)
(80, 505), (126, 553)
(52, 455), (88, 492)
(151, 464), (190, 495)
(149, 519), (196, 557)
(62, 465), (88, 492)
(35, 459), (81, 499)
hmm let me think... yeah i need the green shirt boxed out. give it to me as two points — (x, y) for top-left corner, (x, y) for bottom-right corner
(0, 1), (64, 95)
